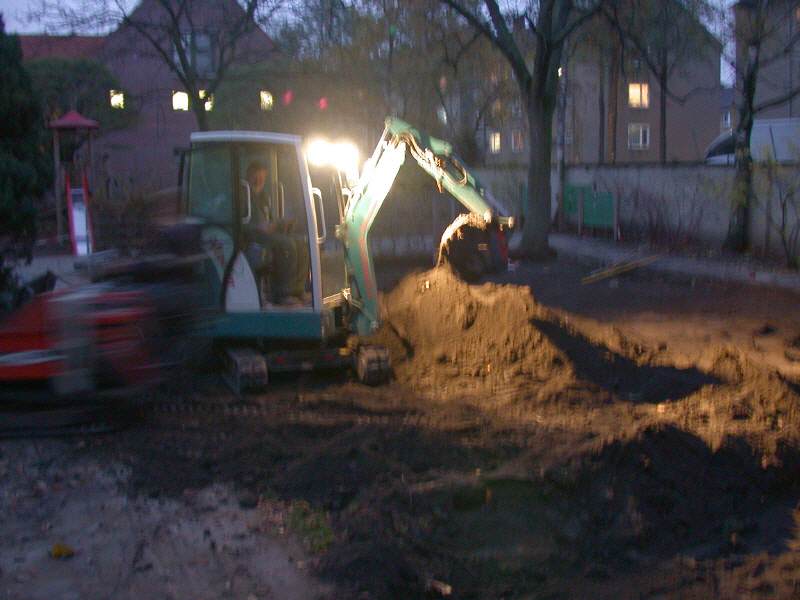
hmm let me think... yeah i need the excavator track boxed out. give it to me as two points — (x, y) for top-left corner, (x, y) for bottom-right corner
(0, 404), (134, 438)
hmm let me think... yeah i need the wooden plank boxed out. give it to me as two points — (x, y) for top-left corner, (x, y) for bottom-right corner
(581, 255), (660, 284)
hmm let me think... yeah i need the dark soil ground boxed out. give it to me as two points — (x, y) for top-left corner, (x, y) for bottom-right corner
(4, 254), (800, 599)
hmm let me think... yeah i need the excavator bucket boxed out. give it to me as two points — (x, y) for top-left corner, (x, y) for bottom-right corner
(437, 213), (509, 282)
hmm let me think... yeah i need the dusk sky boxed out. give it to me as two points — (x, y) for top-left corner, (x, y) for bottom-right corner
(2, 0), (42, 32)
(2, 0), (734, 83)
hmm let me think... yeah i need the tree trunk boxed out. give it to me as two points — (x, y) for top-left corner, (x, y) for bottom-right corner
(194, 103), (209, 131)
(598, 53), (605, 163)
(520, 90), (554, 258)
(659, 74), (667, 163)
(725, 43), (758, 252)
(607, 40), (620, 163)
(727, 151), (753, 252)
(725, 115), (755, 251)
(557, 66), (568, 231)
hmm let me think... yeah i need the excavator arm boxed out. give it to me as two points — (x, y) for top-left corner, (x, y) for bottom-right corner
(339, 117), (514, 335)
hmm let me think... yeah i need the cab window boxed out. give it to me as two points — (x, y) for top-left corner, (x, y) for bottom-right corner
(188, 144), (233, 224)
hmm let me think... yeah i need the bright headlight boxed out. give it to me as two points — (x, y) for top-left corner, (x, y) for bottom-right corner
(332, 142), (359, 174)
(306, 139), (333, 167)
(306, 139), (360, 184)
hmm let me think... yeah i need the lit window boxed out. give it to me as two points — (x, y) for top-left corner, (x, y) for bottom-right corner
(722, 110), (732, 129)
(511, 130), (524, 153)
(437, 106), (447, 124)
(109, 90), (124, 109)
(628, 123), (650, 150)
(172, 91), (189, 111)
(628, 83), (649, 108)
(199, 89), (213, 112)
(489, 131), (501, 154)
(260, 90), (273, 111)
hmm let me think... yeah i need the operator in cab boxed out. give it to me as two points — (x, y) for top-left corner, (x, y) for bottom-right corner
(244, 160), (309, 305)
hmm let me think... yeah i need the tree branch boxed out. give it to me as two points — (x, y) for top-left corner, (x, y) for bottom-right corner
(754, 85), (800, 114)
(439, 0), (499, 46)
(482, 0), (532, 88)
(552, 5), (600, 47)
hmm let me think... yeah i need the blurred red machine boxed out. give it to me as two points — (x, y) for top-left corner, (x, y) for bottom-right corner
(0, 276), (162, 397)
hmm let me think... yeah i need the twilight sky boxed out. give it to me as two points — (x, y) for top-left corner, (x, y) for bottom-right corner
(1, 0), (734, 84)
(2, 0), (44, 32)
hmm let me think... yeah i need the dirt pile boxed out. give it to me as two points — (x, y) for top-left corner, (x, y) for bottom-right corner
(668, 347), (800, 466)
(373, 267), (573, 398)
(374, 267), (800, 463)
(787, 335), (800, 362)
(374, 267), (718, 408)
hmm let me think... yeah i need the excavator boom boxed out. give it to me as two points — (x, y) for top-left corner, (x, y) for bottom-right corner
(341, 117), (513, 335)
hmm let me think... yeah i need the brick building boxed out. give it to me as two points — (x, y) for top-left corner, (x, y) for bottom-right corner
(478, 4), (722, 166)
(21, 0), (276, 192)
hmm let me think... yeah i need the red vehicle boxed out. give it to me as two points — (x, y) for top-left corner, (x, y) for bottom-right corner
(0, 279), (163, 397)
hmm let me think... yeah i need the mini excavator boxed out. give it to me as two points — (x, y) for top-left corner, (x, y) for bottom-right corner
(181, 117), (514, 391)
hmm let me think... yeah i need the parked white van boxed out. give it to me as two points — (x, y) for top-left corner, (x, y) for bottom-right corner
(705, 118), (800, 164)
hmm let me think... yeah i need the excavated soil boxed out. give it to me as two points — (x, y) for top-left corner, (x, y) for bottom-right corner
(382, 268), (800, 468)
(374, 267), (726, 409)
(5, 260), (800, 599)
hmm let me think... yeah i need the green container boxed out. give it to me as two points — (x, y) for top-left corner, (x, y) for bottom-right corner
(583, 191), (614, 228)
(563, 185), (590, 218)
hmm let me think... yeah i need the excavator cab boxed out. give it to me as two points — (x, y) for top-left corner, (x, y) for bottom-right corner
(183, 131), (339, 344)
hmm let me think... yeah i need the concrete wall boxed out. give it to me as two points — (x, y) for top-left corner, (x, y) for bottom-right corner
(475, 163), (800, 264)
(568, 164), (732, 244)
(566, 164), (799, 258)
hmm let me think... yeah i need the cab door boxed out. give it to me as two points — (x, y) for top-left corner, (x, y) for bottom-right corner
(236, 141), (315, 311)
(307, 167), (347, 301)
(187, 142), (253, 310)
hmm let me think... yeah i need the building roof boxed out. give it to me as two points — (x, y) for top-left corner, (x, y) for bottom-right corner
(19, 35), (105, 61)
(720, 87), (734, 110)
(49, 110), (100, 130)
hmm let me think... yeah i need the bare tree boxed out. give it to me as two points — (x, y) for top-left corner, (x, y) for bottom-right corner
(31, 0), (282, 131)
(427, 11), (518, 161)
(438, 0), (601, 258)
(721, 0), (800, 251)
(564, 17), (617, 163)
(604, 0), (719, 163)
(271, 0), (355, 60)
(757, 156), (800, 268)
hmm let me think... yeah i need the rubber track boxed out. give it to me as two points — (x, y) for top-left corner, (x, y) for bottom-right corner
(145, 391), (510, 432)
(0, 405), (131, 439)
(149, 400), (429, 427)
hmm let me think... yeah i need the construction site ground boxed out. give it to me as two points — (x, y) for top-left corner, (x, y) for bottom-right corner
(3, 251), (800, 599)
